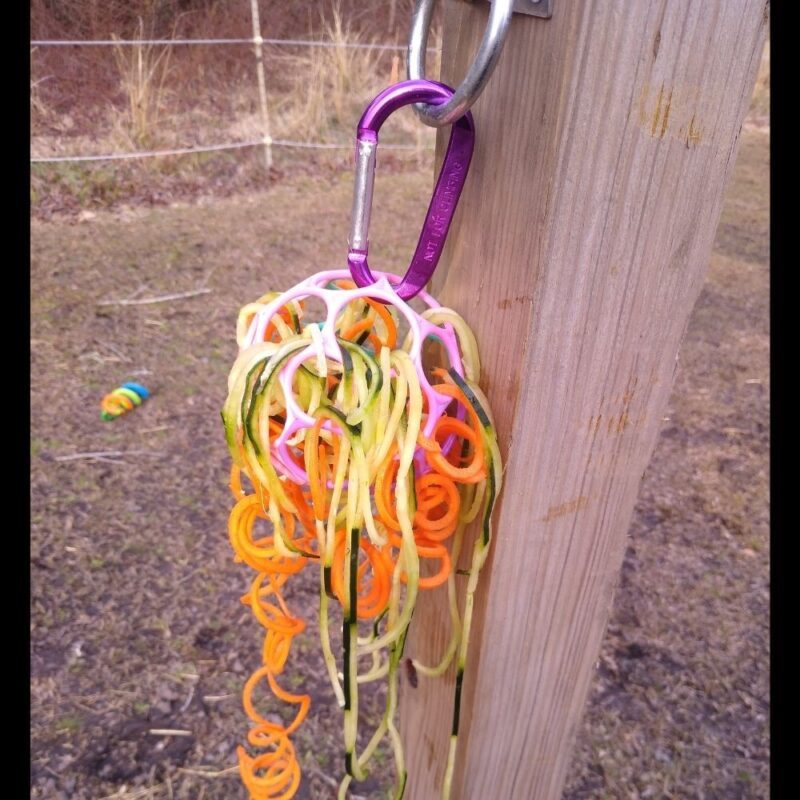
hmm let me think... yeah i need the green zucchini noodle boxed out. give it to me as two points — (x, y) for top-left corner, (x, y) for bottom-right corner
(223, 277), (503, 800)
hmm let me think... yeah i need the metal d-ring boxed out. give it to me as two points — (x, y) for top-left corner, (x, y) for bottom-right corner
(407, 0), (514, 127)
(347, 80), (475, 302)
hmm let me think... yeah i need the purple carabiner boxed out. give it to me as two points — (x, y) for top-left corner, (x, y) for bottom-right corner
(347, 80), (475, 301)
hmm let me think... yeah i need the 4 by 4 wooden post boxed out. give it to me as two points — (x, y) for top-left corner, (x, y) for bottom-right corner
(399, 1), (769, 798)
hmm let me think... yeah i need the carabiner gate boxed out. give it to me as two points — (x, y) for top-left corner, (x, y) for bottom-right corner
(347, 80), (475, 302)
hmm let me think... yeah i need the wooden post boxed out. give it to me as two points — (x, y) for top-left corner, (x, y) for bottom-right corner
(400, 1), (768, 798)
(249, 0), (273, 171)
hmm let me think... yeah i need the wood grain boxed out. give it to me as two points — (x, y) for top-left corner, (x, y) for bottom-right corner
(399, 1), (769, 798)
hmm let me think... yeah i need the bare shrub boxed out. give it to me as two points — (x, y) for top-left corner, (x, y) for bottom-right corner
(111, 18), (175, 147)
(271, 4), (387, 142)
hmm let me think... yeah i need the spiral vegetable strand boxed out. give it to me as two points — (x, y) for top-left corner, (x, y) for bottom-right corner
(222, 270), (502, 799)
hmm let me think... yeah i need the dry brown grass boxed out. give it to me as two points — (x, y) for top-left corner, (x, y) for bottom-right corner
(30, 0), (438, 144)
(748, 38), (770, 123)
(273, 5), (386, 141)
(111, 19), (176, 148)
(30, 49), (54, 125)
(30, 2), (441, 216)
(271, 17), (439, 161)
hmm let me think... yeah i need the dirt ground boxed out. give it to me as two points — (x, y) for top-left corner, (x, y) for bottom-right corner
(30, 127), (768, 800)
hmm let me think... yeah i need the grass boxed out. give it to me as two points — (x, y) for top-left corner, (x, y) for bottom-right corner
(270, 2), (436, 148)
(32, 163), (125, 207)
(56, 716), (83, 734)
(30, 2), (438, 216)
(30, 130), (768, 800)
(111, 18), (176, 148)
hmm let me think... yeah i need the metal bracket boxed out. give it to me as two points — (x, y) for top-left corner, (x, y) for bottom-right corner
(488, 0), (553, 18)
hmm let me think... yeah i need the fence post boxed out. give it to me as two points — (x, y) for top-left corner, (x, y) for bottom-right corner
(399, 1), (768, 798)
(248, 0), (272, 171)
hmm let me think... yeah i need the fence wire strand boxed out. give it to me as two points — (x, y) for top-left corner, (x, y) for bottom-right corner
(31, 38), (439, 51)
(30, 139), (431, 164)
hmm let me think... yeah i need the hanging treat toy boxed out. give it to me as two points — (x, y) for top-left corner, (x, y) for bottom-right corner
(222, 81), (502, 800)
(100, 382), (150, 421)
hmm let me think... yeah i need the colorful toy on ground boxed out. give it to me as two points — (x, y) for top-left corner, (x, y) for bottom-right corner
(100, 382), (150, 421)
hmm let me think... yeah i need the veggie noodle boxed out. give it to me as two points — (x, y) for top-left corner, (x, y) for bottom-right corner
(222, 269), (502, 799)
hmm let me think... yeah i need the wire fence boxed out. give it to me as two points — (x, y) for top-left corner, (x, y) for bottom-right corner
(31, 37), (427, 50)
(30, 23), (440, 166)
(30, 139), (423, 164)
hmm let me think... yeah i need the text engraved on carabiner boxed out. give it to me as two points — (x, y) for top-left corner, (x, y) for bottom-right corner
(422, 159), (465, 262)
